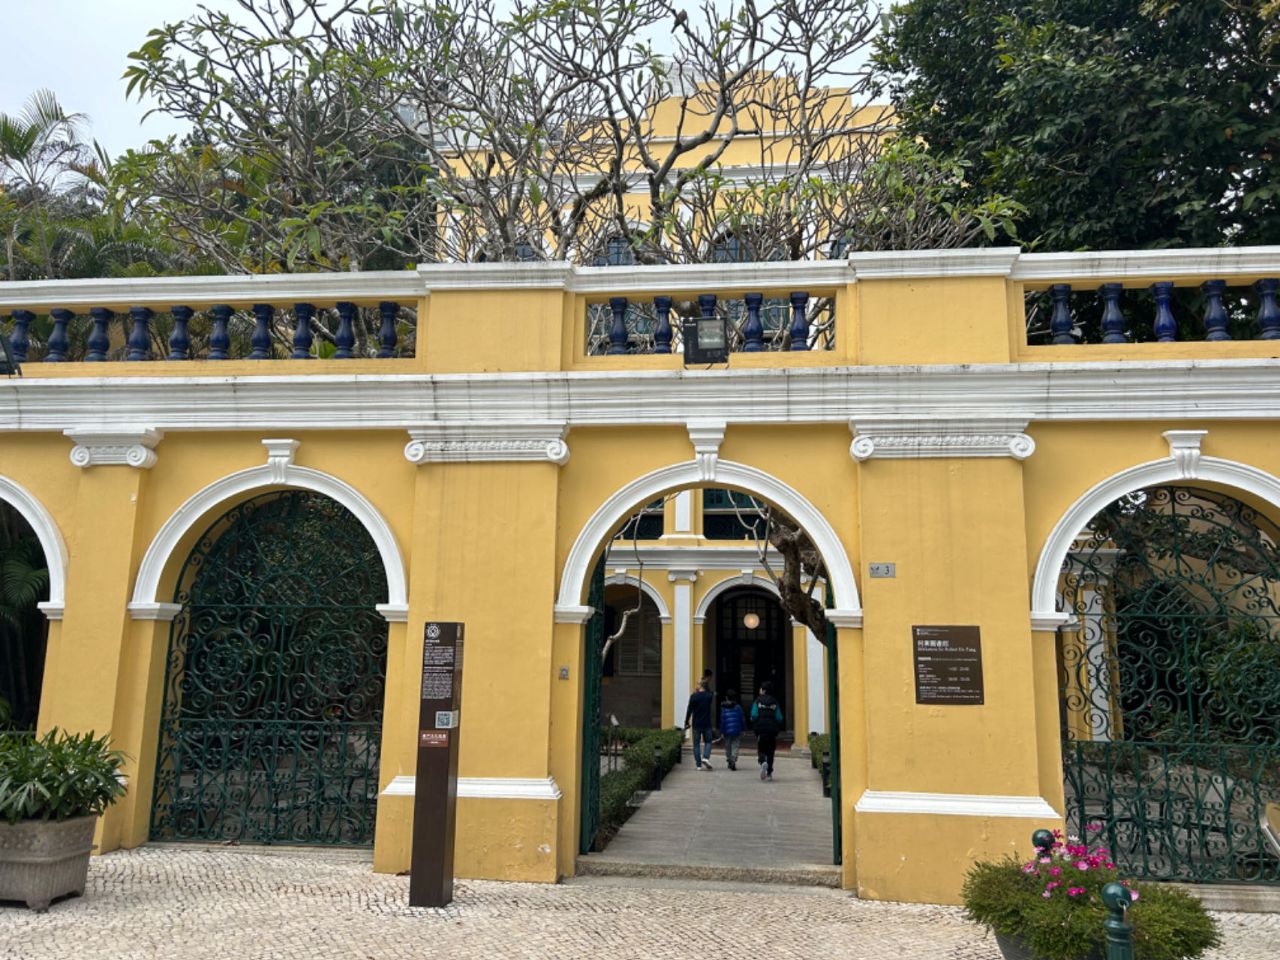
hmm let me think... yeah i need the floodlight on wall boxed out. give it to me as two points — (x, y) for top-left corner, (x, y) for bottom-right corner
(682, 294), (729, 365)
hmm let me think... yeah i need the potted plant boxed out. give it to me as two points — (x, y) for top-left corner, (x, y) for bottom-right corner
(0, 729), (126, 911)
(963, 827), (1220, 960)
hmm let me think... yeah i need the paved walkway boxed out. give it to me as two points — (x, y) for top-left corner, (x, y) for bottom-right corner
(2, 848), (1277, 960)
(583, 750), (837, 883)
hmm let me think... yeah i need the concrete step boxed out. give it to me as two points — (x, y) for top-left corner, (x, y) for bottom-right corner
(574, 856), (842, 888)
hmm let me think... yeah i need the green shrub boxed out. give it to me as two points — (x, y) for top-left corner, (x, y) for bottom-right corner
(0, 729), (127, 825)
(594, 727), (684, 844)
(962, 830), (1220, 960)
(808, 733), (831, 770)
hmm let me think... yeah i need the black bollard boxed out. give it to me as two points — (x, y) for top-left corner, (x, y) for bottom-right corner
(1101, 882), (1135, 960)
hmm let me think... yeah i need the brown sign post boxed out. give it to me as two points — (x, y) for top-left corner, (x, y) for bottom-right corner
(409, 621), (464, 908)
(911, 625), (984, 705)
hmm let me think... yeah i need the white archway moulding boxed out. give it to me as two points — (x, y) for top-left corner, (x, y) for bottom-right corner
(1031, 430), (1280, 627)
(556, 459), (862, 626)
(0, 476), (69, 621)
(603, 573), (672, 624)
(693, 573), (781, 625)
(129, 439), (408, 623)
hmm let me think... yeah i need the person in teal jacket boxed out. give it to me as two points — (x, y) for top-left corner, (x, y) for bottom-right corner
(750, 682), (783, 781)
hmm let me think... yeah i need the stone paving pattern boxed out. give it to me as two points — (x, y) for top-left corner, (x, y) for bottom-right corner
(2, 847), (1278, 960)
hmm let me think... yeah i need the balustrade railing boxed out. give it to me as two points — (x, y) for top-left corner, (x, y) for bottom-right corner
(1014, 250), (1280, 346)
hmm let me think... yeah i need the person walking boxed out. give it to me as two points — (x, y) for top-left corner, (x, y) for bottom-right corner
(719, 690), (745, 771)
(751, 681), (783, 781)
(684, 678), (716, 770)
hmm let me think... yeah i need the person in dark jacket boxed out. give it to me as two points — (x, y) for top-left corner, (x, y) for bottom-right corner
(750, 682), (784, 781)
(684, 678), (716, 770)
(719, 690), (745, 770)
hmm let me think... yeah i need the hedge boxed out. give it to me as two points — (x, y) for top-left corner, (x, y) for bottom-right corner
(595, 727), (684, 846)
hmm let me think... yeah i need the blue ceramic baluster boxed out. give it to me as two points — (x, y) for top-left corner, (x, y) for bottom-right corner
(250, 303), (274, 359)
(788, 291), (810, 351)
(168, 306), (192, 360)
(1099, 284), (1126, 344)
(743, 292), (765, 351)
(86, 307), (113, 361)
(1255, 278), (1280, 340)
(127, 306), (153, 360)
(653, 296), (672, 354)
(1049, 284), (1074, 344)
(1202, 279), (1229, 341)
(9, 311), (33, 362)
(292, 303), (315, 359)
(209, 305), (232, 360)
(376, 301), (398, 358)
(607, 297), (629, 354)
(46, 309), (71, 362)
(698, 294), (717, 327)
(334, 301), (357, 358)
(1151, 282), (1177, 343)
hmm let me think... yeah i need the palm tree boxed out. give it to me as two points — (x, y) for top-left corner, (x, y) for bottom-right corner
(0, 89), (89, 280)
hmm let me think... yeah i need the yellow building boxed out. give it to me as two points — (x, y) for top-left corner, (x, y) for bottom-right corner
(4, 246), (1280, 903)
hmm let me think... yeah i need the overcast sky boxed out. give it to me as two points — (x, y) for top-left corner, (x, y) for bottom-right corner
(0, 1), (242, 156)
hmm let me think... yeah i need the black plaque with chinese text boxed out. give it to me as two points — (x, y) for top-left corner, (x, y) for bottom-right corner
(912, 625), (984, 705)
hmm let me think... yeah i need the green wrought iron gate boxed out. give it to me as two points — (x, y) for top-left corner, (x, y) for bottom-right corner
(825, 595), (842, 866)
(579, 556), (606, 854)
(1059, 485), (1280, 884)
(150, 491), (390, 846)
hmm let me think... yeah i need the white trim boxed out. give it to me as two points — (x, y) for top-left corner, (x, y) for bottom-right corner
(381, 775), (561, 800)
(129, 439), (407, 615)
(855, 790), (1061, 819)
(805, 628), (826, 735)
(674, 491), (692, 532)
(850, 418), (1035, 461)
(65, 428), (163, 469)
(849, 247), (1021, 279)
(15, 361), (1280, 434)
(128, 602), (182, 622)
(693, 573), (780, 624)
(554, 604), (595, 624)
(556, 459), (861, 619)
(568, 260), (852, 296)
(404, 422), (570, 464)
(0, 475), (68, 620)
(0, 270), (424, 310)
(826, 609), (864, 628)
(607, 545), (781, 571)
(603, 574), (672, 623)
(376, 604), (409, 623)
(1010, 246), (1280, 284)
(1030, 437), (1280, 620)
(1030, 613), (1072, 632)
(672, 578), (693, 728)
(687, 420), (726, 481)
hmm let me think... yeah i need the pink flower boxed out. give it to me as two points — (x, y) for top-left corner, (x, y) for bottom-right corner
(1049, 866), (1062, 877)
(1075, 861), (1090, 870)
(1022, 863), (1038, 874)
(1130, 890), (1140, 902)
(1068, 886), (1087, 897)
(1086, 823), (1104, 832)
(1039, 856), (1052, 864)
(1045, 881), (1060, 891)
(1042, 891), (1052, 899)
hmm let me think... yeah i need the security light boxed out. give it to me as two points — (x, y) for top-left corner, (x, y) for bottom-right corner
(682, 312), (729, 364)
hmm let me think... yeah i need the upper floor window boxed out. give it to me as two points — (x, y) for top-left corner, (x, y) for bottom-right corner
(702, 488), (767, 540)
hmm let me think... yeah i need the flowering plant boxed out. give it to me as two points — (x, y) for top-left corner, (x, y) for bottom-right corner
(962, 826), (1219, 960)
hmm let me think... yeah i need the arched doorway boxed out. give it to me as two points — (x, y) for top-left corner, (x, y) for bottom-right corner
(0, 503), (50, 730)
(1058, 484), (1280, 884)
(149, 490), (390, 846)
(709, 586), (791, 728)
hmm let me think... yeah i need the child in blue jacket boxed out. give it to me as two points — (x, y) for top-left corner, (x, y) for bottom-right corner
(719, 691), (745, 771)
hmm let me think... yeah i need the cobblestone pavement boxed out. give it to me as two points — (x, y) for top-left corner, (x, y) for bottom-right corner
(1, 848), (1277, 960)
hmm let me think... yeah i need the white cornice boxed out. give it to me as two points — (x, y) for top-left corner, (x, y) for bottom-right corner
(553, 604), (595, 624)
(850, 418), (1035, 461)
(848, 247), (1021, 279)
(0, 271), (423, 310)
(606, 545), (779, 570)
(1010, 246), (1280, 284)
(127, 602), (183, 622)
(381, 775), (561, 800)
(855, 790), (1060, 819)
(7, 360), (1280, 433)
(404, 422), (570, 465)
(65, 428), (163, 469)
(567, 260), (853, 295)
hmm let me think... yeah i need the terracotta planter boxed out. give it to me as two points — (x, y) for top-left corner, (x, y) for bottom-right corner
(0, 816), (96, 911)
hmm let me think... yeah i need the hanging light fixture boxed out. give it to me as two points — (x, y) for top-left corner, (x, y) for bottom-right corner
(743, 612), (761, 629)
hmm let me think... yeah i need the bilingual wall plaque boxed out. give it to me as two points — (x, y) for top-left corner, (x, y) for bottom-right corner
(912, 625), (984, 705)
(409, 621), (464, 908)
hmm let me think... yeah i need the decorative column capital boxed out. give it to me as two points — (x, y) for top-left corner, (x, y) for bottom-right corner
(667, 568), (699, 583)
(64, 428), (164, 469)
(405, 422), (570, 465)
(687, 420), (726, 481)
(263, 438), (301, 482)
(849, 418), (1035, 462)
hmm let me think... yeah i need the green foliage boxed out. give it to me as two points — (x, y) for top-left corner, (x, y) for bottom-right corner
(876, 1), (1280, 250)
(962, 832), (1220, 960)
(0, 729), (127, 825)
(596, 727), (683, 840)
(807, 732), (831, 769)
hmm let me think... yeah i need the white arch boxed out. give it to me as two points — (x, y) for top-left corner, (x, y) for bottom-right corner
(603, 574), (672, 624)
(693, 573), (780, 624)
(0, 476), (69, 620)
(1031, 435), (1280, 624)
(556, 459), (861, 625)
(129, 441), (408, 622)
